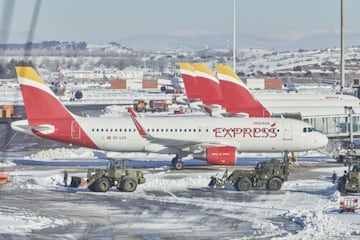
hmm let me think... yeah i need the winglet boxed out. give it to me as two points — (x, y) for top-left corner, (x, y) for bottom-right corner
(127, 107), (138, 117)
(130, 114), (148, 137)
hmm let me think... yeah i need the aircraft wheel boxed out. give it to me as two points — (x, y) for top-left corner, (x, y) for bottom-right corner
(267, 177), (282, 191)
(236, 177), (251, 191)
(172, 158), (184, 170)
(95, 177), (110, 192)
(122, 177), (137, 192)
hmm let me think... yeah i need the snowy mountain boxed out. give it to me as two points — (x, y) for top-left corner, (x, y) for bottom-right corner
(120, 31), (360, 51)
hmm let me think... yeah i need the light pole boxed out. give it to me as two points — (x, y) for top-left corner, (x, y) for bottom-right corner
(233, 0), (236, 72)
(340, 0), (345, 93)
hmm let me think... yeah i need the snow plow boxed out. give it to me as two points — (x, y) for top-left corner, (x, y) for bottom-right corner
(71, 159), (146, 193)
(208, 158), (289, 191)
(338, 161), (360, 195)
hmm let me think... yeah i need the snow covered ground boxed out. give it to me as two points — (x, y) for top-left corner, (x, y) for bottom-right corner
(1, 147), (360, 239)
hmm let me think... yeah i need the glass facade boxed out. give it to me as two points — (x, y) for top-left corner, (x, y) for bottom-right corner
(303, 114), (360, 138)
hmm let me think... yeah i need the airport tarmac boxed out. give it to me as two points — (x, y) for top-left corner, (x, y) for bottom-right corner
(0, 130), (349, 239)
(1, 163), (333, 240)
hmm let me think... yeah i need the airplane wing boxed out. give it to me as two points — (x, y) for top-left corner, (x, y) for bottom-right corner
(130, 115), (237, 150)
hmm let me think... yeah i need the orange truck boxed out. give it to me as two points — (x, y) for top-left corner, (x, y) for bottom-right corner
(0, 105), (22, 123)
(133, 99), (168, 113)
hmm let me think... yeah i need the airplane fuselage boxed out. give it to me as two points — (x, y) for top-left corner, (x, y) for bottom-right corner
(13, 116), (328, 155)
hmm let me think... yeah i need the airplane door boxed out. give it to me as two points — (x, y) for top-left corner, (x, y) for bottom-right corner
(283, 121), (293, 140)
(71, 121), (81, 139)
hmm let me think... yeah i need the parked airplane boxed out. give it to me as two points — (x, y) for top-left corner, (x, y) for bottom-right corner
(11, 67), (328, 170)
(177, 63), (220, 114)
(178, 63), (360, 118)
(214, 64), (360, 117)
(215, 64), (271, 117)
(178, 63), (270, 117)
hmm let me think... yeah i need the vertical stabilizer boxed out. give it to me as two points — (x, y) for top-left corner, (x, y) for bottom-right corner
(215, 64), (270, 117)
(192, 63), (223, 106)
(178, 63), (201, 100)
(15, 66), (97, 148)
(16, 67), (74, 123)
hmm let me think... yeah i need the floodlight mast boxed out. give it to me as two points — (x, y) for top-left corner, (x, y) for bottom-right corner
(340, 0), (345, 93)
(233, 0), (236, 72)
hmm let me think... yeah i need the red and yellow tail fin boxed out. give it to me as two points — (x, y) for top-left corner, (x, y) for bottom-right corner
(178, 63), (201, 100)
(16, 66), (74, 124)
(15, 66), (97, 149)
(192, 63), (223, 106)
(215, 64), (271, 117)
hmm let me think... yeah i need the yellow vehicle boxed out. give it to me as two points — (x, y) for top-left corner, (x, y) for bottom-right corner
(0, 105), (22, 123)
(133, 99), (147, 112)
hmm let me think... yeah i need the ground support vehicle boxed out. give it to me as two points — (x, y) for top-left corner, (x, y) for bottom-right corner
(339, 197), (358, 213)
(208, 158), (289, 191)
(148, 99), (168, 112)
(0, 105), (22, 123)
(336, 141), (360, 165)
(133, 99), (168, 113)
(133, 99), (147, 112)
(338, 161), (360, 195)
(86, 159), (146, 192)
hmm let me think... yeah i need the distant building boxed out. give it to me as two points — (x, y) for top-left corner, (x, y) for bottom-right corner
(246, 78), (283, 90)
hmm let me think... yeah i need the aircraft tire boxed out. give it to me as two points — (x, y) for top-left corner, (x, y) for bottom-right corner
(173, 159), (184, 170)
(267, 177), (282, 191)
(122, 177), (137, 192)
(95, 177), (110, 192)
(236, 177), (251, 191)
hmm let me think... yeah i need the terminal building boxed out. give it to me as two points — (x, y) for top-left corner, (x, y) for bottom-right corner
(255, 93), (360, 139)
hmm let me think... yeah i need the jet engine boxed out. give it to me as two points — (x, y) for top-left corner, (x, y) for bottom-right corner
(193, 146), (237, 165)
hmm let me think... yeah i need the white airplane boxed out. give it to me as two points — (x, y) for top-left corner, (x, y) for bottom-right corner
(178, 63), (360, 118)
(214, 64), (360, 117)
(11, 67), (328, 170)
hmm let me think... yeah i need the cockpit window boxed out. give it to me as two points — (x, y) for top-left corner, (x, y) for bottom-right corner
(303, 127), (318, 133)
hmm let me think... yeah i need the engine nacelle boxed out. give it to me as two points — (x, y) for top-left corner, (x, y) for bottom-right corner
(193, 146), (237, 165)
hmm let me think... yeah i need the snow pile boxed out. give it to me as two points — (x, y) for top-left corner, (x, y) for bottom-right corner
(10, 170), (65, 190)
(0, 160), (16, 167)
(141, 171), (212, 192)
(275, 181), (360, 239)
(0, 206), (72, 234)
(24, 147), (97, 160)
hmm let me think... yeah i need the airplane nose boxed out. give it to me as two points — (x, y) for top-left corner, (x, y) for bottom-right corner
(316, 134), (329, 148)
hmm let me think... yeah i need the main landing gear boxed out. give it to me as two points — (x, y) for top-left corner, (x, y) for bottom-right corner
(171, 156), (184, 170)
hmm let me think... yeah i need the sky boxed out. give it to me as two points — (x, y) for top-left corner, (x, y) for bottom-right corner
(1, 0), (360, 49)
